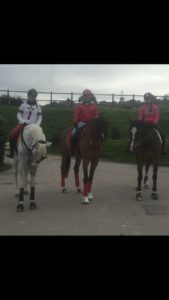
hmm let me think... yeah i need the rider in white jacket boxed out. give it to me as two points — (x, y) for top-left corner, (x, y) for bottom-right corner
(17, 101), (42, 125)
(6, 89), (42, 158)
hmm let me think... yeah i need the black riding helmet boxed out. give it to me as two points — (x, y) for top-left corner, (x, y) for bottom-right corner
(144, 92), (154, 101)
(27, 88), (38, 98)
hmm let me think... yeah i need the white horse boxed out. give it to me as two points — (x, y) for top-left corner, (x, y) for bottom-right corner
(13, 124), (48, 212)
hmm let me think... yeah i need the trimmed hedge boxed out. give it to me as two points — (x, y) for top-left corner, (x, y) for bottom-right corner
(0, 115), (7, 166)
(0, 106), (169, 166)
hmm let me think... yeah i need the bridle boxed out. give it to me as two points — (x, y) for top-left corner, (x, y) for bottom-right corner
(20, 128), (47, 164)
(130, 124), (156, 150)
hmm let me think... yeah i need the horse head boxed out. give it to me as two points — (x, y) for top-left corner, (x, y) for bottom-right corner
(88, 114), (108, 140)
(22, 124), (48, 164)
(129, 119), (157, 152)
(31, 139), (48, 164)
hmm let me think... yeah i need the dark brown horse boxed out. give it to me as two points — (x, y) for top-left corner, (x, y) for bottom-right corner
(129, 119), (162, 201)
(60, 115), (108, 204)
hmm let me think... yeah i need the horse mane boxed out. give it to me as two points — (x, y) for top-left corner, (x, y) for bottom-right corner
(84, 115), (108, 138)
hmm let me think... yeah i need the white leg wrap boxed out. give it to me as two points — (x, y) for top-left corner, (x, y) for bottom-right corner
(88, 192), (94, 201)
(81, 196), (90, 204)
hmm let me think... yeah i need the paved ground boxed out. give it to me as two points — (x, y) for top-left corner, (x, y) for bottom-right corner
(1, 154), (169, 235)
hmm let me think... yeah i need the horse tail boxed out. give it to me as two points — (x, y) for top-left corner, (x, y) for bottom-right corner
(61, 154), (71, 178)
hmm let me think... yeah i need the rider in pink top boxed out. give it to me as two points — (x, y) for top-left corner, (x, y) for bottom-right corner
(138, 92), (166, 155)
(138, 92), (159, 125)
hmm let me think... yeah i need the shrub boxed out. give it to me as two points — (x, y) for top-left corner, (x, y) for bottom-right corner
(0, 115), (7, 166)
(110, 127), (121, 140)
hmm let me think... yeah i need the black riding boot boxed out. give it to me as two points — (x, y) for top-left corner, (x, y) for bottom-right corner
(6, 138), (16, 158)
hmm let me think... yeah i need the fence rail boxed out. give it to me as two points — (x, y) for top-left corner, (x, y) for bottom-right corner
(0, 89), (167, 106)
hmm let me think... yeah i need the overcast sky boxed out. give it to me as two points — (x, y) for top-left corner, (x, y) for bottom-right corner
(1, 64), (169, 102)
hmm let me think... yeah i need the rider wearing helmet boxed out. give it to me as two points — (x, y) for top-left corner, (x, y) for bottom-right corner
(138, 92), (159, 124)
(6, 88), (42, 158)
(78, 89), (97, 104)
(138, 92), (166, 155)
(70, 89), (100, 155)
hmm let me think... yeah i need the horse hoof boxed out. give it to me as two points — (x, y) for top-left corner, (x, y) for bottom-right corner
(151, 193), (159, 200)
(81, 197), (90, 205)
(29, 202), (37, 210)
(136, 193), (142, 201)
(16, 203), (24, 212)
(136, 196), (143, 201)
(77, 188), (82, 193)
(136, 191), (143, 201)
(62, 188), (67, 193)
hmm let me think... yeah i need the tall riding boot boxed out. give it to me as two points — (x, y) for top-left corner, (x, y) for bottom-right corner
(6, 138), (16, 158)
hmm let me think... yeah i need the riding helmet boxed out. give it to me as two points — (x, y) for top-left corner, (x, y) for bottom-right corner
(144, 92), (154, 101)
(83, 89), (92, 99)
(27, 88), (38, 98)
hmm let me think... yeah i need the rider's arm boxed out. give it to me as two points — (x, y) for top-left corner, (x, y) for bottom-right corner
(17, 104), (26, 124)
(73, 104), (81, 125)
(153, 105), (159, 125)
(36, 105), (42, 126)
(138, 106), (144, 121)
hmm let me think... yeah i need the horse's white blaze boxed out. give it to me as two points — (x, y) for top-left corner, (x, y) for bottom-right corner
(130, 141), (134, 152)
(130, 126), (137, 152)
(155, 129), (162, 144)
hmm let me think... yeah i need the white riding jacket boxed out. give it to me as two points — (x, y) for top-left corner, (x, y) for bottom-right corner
(17, 102), (42, 126)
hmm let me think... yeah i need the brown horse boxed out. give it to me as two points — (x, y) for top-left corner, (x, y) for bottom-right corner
(60, 115), (108, 204)
(129, 119), (162, 201)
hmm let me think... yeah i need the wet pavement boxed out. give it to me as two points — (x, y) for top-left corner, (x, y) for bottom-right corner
(1, 155), (169, 235)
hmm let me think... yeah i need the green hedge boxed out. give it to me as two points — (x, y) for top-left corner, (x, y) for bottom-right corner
(0, 115), (7, 166)
(1, 106), (169, 166)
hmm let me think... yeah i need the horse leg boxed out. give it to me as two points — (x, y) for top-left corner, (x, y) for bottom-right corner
(16, 160), (28, 212)
(29, 167), (38, 210)
(13, 155), (29, 197)
(13, 154), (19, 197)
(151, 163), (159, 200)
(82, 159), (90, 204)
(61, 153), (71, 193)
(74, 155), (81, 193)
(144, 163), (150, 189)
(136, 163), (143, 201)
(87, 159), (99, 201)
